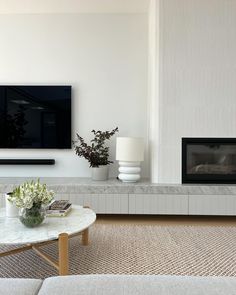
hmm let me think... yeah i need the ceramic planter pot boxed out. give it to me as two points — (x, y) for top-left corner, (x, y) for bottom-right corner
(91, 166), (109, 181)
(5, 193), (19, 217)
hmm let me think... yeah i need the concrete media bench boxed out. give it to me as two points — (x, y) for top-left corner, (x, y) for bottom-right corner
(1, 177), (236, 216)
(1, 275), (236, 295)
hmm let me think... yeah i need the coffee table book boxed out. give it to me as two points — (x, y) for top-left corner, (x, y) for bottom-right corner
(47, 201), (72, 217)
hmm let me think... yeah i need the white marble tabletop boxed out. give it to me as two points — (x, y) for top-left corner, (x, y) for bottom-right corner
(0, 205), (96, 245)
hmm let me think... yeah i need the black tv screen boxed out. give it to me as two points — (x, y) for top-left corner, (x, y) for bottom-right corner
(0, 86), (71, 148)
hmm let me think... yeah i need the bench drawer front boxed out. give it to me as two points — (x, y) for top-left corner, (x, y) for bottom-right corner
(129, 194), (188, 215)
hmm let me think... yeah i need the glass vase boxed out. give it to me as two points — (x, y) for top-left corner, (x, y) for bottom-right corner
(19, 203), (46, 228)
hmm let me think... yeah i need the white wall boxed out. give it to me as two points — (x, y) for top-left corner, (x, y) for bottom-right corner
(150, 0), (236, 183)
(0, 0), (149, 14)
(0, 13), (148, 177)
(148, 0), (160, 181)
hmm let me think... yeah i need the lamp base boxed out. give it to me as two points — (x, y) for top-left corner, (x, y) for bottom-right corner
(118, 161), (141, 183)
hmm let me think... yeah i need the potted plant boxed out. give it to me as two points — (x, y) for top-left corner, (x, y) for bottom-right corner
(73, 127), (119, 180)
(7, 179), (54, 228)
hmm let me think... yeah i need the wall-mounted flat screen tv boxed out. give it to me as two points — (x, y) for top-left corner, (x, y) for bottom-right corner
(0, 86), (71, 148)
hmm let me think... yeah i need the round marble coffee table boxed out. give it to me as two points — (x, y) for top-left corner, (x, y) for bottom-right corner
(0, 205), (96, 275)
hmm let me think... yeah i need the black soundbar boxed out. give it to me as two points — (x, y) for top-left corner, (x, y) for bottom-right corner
(0, 159), (55, 165)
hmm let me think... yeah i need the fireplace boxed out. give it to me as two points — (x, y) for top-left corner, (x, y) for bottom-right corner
(182, 138), (236, 184)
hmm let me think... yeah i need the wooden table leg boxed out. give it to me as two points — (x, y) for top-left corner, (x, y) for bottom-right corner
(58, 233), (69, 276)
(82, 228), (89, 246)
(82, 206), (90, 246)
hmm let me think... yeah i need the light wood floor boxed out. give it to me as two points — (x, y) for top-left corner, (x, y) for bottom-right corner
(96, 215), (236, 226)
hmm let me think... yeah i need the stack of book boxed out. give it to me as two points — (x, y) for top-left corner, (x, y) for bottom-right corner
(46, 200), (72, 217)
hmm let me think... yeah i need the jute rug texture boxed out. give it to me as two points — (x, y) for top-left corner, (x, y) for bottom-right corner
(0, 224), (236, 279)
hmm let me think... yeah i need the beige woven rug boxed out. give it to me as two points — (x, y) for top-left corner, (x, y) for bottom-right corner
(0, 224), (236, 279)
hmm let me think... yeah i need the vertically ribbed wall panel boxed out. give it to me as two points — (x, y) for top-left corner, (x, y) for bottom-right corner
(150, 0), (236, 183)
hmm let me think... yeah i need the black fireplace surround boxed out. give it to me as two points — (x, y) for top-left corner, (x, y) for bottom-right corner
(182, 138), (236, 184)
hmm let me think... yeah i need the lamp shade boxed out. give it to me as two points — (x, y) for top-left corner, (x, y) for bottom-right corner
(116, 137), (144, 162)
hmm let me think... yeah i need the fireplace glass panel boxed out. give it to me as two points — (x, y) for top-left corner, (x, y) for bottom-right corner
(187, 144), (236, 175)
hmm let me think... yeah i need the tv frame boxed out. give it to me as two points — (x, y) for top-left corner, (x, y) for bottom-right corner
(0, 85), (72, 149)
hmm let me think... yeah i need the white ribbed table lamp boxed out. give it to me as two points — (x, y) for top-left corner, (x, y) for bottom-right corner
(116, 137), (144, 182)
